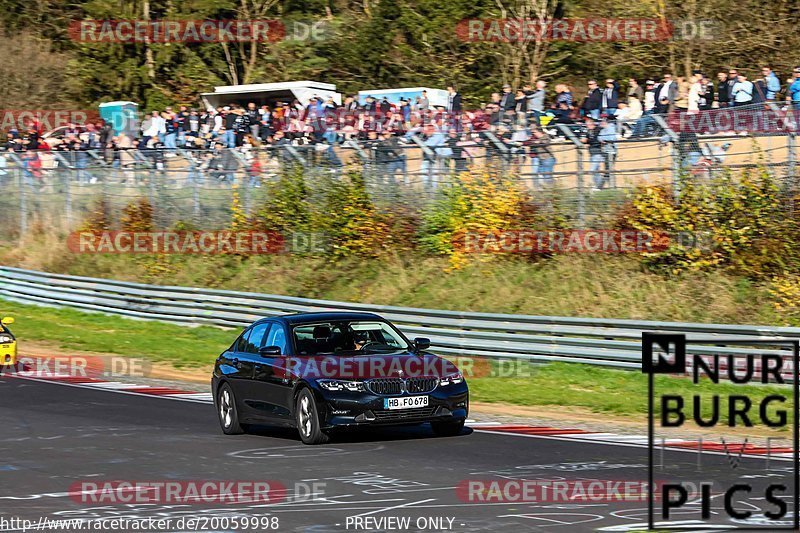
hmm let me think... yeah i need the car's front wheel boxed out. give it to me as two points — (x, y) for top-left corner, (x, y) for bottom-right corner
(431, 419), (465, 437)
(217, 383), (244, 435)
(295, 389), (329, 445)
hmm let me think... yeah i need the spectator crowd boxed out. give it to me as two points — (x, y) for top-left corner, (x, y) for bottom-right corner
(4, 64), (800, 190)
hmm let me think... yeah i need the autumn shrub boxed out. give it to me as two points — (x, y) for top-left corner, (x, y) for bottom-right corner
(251, 166), (409, 259)
(621, 169), (799, 278)
(78, 197), (112, 232)
(120, 197), (154, 233)
(253, 165), (312, 235)
(312, 168), (396, 258)
(419, 170), (525, 255)
(418, 169), (573, 267)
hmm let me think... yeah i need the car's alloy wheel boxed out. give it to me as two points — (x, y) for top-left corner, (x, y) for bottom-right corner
(431, 419), (465, 437)
(295, 389), (329, 445)
(217, 383), (244, 435)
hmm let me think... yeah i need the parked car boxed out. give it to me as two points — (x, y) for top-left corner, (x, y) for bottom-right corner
(211, 312), (469, 444)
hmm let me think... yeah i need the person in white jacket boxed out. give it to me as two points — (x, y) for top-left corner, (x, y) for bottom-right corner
(141, 110), (166, 144)
(688, 73), (703, 113)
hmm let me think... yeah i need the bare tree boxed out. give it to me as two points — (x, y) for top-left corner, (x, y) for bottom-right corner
(490, 0), (561, 88)
(221, 0), (281, 85)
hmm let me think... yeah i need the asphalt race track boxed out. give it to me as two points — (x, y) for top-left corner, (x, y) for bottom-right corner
(0, 376), (796, 532)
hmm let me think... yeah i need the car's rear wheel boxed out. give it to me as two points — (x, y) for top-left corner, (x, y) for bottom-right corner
(431, 419), (465, 437)
(217, 383), (244, 435)
(295, 389), (329, 445)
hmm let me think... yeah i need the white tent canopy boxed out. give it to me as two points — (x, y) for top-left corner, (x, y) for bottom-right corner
(200, 81), (341, 109)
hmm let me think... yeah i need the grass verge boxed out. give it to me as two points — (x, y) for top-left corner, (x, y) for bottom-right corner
(0, 238), (788, 326)
(3, 300), (231, 368)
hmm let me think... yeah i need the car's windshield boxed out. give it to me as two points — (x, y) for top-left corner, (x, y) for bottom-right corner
(292, 320), (409, 356)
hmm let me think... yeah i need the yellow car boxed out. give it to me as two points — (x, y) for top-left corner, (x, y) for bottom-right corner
(1, 317), (16, 368)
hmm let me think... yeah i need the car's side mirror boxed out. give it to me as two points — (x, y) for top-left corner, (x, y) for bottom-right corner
(413, 337), (431, 351)
(259, 345), (282, 357)
(1, 317), (14, 326)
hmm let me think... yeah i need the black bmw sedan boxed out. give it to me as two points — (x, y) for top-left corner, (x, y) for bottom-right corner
(211, 312), (469, 444)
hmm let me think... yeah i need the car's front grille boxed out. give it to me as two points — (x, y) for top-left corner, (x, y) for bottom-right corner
(365, 378), (404, 395)
(374, 407), (437, 421)
(365, 377), (439, 395)
(405, 377), (438, 393)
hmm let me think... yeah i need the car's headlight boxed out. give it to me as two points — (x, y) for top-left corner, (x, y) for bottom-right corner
(0, 335), (12, 343)
(440, 372), (464, 386)
(318, 379), (365, 392)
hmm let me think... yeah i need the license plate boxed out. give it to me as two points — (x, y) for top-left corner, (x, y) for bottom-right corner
(384, 396), (429, 410)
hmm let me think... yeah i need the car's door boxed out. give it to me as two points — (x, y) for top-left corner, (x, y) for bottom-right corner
(218, 326), (257, 418)
(251, 322), (294, 422)
(236, 321), (273, 418)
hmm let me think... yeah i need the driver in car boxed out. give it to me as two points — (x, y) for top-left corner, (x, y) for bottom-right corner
(352, 330), (370, 351)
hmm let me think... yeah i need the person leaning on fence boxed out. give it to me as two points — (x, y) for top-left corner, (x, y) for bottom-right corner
(163, 107), (178, 155)
(663, 130), (702, 170)
(631, 91), (665, 138)
(374, 130), (405, 183)
(582, 117), (605, 190)
(598, 116), (618, 189)
(762, 66), (782, 101)
(444, 129), (468, 173)
(527, 127), (556, 188)
(786, 68), (800, 109)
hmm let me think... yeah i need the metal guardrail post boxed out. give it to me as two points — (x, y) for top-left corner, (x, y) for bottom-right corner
(228, 149), (252, 213)
(556, 124), (585, 228)
(149, 164), (157, 217)
(177, 149), (202, 223)
(7, 153), (26, 237)
(482, 131), (511, 175)
(788, 133), (797, 189)
(52, 152), (74, 229)
(345, 139), (369, 162)
(284, 145), (307, 167)
(410, 134), (436, 189)
(652, 115), (680, 200)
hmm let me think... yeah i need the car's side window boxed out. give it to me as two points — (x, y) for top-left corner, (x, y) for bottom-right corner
(265, 324), (288, 354)
(243, 322), (271, 354)
(232, 328), (252, 353)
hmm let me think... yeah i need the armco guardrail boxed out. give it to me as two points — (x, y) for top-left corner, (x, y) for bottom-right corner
(0, 266), (798, 369)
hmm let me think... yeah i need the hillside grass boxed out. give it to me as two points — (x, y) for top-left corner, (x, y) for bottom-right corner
(0, 237), (786, 326)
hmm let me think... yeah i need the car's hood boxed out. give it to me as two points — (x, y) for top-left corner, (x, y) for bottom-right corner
(280, 351), (461, 380)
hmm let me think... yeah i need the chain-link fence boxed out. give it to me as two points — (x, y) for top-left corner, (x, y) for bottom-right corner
(0, 128), (797, 238)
